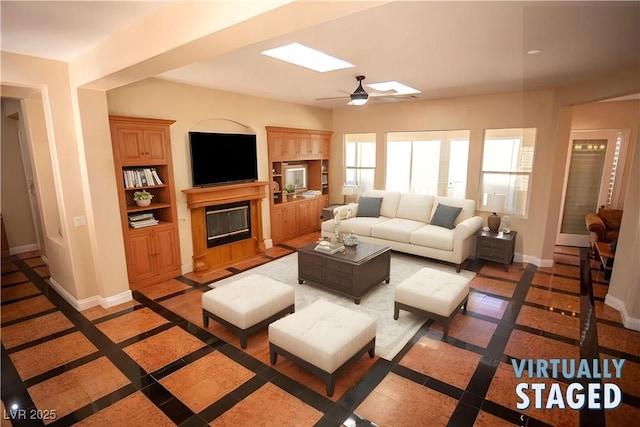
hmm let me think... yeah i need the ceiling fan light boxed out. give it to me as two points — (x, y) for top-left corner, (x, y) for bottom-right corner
(350, 75), (369, 105)
(350, 93), (368, 105)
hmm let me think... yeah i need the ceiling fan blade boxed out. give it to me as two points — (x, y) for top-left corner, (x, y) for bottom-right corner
(316, 95), (350, 101)
(371, 94), (419, 103)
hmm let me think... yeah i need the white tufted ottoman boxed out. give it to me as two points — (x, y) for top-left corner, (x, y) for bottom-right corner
(394, 267), (470, 339)
(268, 299), (376, 397)
(202, 274), (295, 349)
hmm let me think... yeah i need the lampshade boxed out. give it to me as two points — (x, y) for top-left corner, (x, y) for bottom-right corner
(341, 186), (354, 196)
(486, 193), (505, 214)
(341, 186), (354, 204)
(350, 75), (369, 105)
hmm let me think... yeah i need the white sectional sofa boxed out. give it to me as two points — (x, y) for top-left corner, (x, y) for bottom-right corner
(320, 190), (484, 272)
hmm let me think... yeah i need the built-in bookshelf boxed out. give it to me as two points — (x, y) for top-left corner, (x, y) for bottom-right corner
(266, 126), (332, 244)
(110, 116), (181, 290)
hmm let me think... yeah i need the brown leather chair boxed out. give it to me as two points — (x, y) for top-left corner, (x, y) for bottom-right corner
(585, 206), (623, 253)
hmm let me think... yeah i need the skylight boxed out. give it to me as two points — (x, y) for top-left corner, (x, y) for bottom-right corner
(367, 81), (420, 95)
(261, 43), (354, 73)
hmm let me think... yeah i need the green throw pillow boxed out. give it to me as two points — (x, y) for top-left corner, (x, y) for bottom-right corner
(430, 203), (462, 229)
(356, 197), (383, 217)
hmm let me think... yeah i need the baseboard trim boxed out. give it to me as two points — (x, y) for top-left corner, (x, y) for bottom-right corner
(605, 294), (640, 332)
(9, 243), (40, 255)
(48, 277), (133, 311)
(521, 253), (554, 268)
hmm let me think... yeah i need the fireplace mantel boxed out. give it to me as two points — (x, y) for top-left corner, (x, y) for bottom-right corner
(183, 181), (269, 209)
(183, 181), (269, 278)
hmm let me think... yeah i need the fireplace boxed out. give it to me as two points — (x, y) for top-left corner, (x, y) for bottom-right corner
(206, 202), (251, 248)
(183, 181), (269, 277)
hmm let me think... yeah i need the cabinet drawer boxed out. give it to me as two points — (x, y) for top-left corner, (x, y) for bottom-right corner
(477, 247), (505, 262)
(299, 252), (322, 267)
(299, 265), (323, 282)
(325, 272), (352, 291)
(478, 238), (506, 251)
(325, 259), (354, 275)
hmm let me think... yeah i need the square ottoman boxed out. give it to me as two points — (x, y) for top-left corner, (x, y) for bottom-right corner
(394, 267), (470, 339)
(202, 274), (295, 349)
(269, 299), (376, 397)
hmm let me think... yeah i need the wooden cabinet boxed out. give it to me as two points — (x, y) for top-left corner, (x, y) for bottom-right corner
(266, 126), (332, 244)
(271, 196), (327, 243)
(114, 125), (168, 165)
(110, 116), (181, 289)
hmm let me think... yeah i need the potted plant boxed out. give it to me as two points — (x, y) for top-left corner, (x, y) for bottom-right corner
(133, 190), (153, 207)
(284, 183), (296, 199)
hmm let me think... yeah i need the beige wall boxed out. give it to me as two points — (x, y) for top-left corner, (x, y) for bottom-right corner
(106, 78), (333, 271)
(77, 88), (130, 300)
(22, 96), (62, 250)
(569, 99), (640, 208)
(0, 52), (98, 301)
(2, 40), (638, 323)
(331, 90), (558, 265)
(606, 137), (640, 325)
(1, 98), (36, 250)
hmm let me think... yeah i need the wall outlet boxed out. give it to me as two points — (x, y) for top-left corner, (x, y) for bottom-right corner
(73, 215), (86, 227)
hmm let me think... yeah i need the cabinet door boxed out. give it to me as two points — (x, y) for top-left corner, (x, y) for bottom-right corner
(297, 202), (310, 233)
(128, 232), (155, 282)
(269, 132), (285, 161)
(284, 133), (298, 158)
(308, 199), (321, 231)
(143, 129), (168, 164)
(116, 128), (146, 165)
(309, 134), (322, 158)
(320, 135), (331, 158)
(297, 134), (310, 158)
(271, 206), (285, 242)
(283, 204), (298, 240)
(154, 227), (180, 275)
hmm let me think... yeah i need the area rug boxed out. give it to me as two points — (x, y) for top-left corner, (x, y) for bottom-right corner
(210, 251), (476, 361)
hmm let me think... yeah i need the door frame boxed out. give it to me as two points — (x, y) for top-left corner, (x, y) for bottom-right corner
(556, 129), (629, 247)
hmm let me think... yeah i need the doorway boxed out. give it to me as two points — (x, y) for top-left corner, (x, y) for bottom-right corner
(556, 129), (629, 247)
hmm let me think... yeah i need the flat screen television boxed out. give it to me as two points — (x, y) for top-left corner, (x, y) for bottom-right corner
(189, 131), (258, 187)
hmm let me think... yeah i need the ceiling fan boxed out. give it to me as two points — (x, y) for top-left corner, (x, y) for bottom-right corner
(316, 75), (419, 105)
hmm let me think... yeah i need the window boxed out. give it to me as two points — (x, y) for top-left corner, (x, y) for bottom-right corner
(480, 128), (536, 216)
(385, 130), (469, 197)
(345, 133), (376, 192)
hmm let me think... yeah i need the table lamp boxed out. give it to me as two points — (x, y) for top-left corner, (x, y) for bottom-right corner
(341, 186), (354, 204)
(486, 193), (505, 233)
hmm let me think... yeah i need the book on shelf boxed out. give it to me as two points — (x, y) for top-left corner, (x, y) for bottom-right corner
(128, 213), (158, 228)
(314, 242), (345, 254)
(129, 219), (159, 228)
(123, 168), (163, 188)
(128, 212), (155, 222)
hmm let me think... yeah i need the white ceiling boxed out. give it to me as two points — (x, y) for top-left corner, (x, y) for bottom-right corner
(2, 1), (639, 108)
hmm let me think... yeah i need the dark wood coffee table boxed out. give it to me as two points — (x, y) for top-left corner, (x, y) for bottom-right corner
(297, 241), (391, 304)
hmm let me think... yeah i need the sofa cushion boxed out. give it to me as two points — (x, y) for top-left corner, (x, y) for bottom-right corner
(363, 190), (401, 218)
(430, 204), (462, 229)
(430, 197), (476, 226)
(371, 218), (426, 243)
(356, 197), (383, 217)
(331, 217), (389, 237)
(396, 193), (435, 223)
(410, 225), (456, 251)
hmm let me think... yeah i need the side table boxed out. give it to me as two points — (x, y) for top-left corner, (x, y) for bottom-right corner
(475, 230), (517, 272)
(322, 204), (344, 221)
(594, 242), (615, 281)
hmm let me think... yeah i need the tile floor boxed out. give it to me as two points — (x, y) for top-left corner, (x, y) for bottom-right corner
(1, 237), (639, 426)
